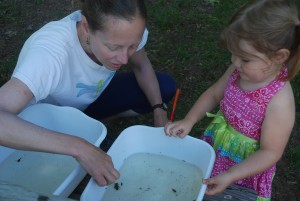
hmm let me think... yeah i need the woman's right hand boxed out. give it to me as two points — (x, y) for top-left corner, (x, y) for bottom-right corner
(74, 140), (120, 186)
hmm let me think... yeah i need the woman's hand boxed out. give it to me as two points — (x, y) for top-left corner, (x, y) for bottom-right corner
(75, 140), (120, 186)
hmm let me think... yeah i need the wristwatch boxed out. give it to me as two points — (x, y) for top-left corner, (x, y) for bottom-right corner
(152, 102), (168, 111)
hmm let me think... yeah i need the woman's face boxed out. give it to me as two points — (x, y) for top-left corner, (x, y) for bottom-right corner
(89, 16), (145, 71)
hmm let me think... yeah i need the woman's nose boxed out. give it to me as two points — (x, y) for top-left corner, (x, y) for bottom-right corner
(116, 51), (129, 65)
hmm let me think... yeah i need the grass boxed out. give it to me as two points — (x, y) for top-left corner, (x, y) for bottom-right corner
(0, 2), (17, 24)
(0, 0), (299, 199)
(145, 0), (245, 129)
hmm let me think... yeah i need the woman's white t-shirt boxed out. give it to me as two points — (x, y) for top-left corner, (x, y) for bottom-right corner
(12, 11), (148, 111)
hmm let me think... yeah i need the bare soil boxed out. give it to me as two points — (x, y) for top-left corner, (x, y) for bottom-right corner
(0, 0), (299, 200)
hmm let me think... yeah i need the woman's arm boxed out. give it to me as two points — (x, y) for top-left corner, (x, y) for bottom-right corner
(0, 78), (119, 186)
(129, 48), (168, 127)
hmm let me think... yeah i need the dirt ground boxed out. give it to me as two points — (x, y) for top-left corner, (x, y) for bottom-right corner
(0, 0), (299, 200)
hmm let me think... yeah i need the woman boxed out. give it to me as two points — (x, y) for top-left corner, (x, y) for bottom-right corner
(0, 0), (176, 186)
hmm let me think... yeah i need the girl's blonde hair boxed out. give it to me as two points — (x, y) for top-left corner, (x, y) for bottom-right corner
(221, 0), (300, 81)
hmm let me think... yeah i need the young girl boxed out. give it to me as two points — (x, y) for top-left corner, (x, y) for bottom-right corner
(164, 0), (300, 200)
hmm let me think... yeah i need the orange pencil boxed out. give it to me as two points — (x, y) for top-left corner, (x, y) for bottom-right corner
(170, 88), (180, 122)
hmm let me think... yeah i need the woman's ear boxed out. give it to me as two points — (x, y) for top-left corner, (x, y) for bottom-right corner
(274, 49), (290, 65)
(81, 15), (90, 34)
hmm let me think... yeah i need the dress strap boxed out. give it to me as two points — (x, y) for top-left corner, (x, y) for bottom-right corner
(204, 111), (260, 163)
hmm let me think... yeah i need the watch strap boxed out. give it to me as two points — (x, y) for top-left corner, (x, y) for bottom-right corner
(152, 103), (167, 111)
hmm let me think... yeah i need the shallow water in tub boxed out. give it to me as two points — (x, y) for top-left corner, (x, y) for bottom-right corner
(101, 152), (203, 201)
(0, 150), (77, 194)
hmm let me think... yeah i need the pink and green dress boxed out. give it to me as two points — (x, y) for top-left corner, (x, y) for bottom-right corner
(202, 69), (287, 201)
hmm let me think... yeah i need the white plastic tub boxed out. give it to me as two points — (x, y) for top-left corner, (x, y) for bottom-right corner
(0, 103), (106, 197)
(81, 125), (215, 201)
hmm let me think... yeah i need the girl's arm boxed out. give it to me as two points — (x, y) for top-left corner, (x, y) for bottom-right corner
(165, 65), (235, 138)
(204, 82), (295, 195)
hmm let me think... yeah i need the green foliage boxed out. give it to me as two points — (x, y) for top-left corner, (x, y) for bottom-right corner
(290, 147), (300, 167)
(204, 0), (220, 6)
(291, 75), (300, 106)
(35, 0), (45, 4)
(0, 2), (16, 24)
(0, 57), (16, 85)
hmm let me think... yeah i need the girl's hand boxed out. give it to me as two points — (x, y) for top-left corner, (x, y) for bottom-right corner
(203, 172), (233, 195)
(164, 119), (193, 138)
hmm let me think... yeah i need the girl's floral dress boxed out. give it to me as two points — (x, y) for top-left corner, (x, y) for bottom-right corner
(202, 68), (287, 201)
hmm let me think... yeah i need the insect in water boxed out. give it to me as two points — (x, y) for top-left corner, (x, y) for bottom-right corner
(114, 182), (120, 190)
(16, 157), (22, 162)
(38, 195), (49, 201)
(172, 188), (177, 193)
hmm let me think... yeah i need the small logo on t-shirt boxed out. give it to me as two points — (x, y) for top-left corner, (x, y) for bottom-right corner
(76, 80), (104, 98)
(75, 72), (115, 98)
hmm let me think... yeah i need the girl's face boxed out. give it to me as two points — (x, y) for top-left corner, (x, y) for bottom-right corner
(231, 40), (281, 87)
(89, 16), (145, 71)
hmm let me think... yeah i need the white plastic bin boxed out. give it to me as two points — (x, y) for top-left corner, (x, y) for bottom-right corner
(0, 103), (107, 197)
(81, 125), (215, 201)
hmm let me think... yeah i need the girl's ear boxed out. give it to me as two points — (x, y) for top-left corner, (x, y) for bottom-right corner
(274, 49), (290, 65)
